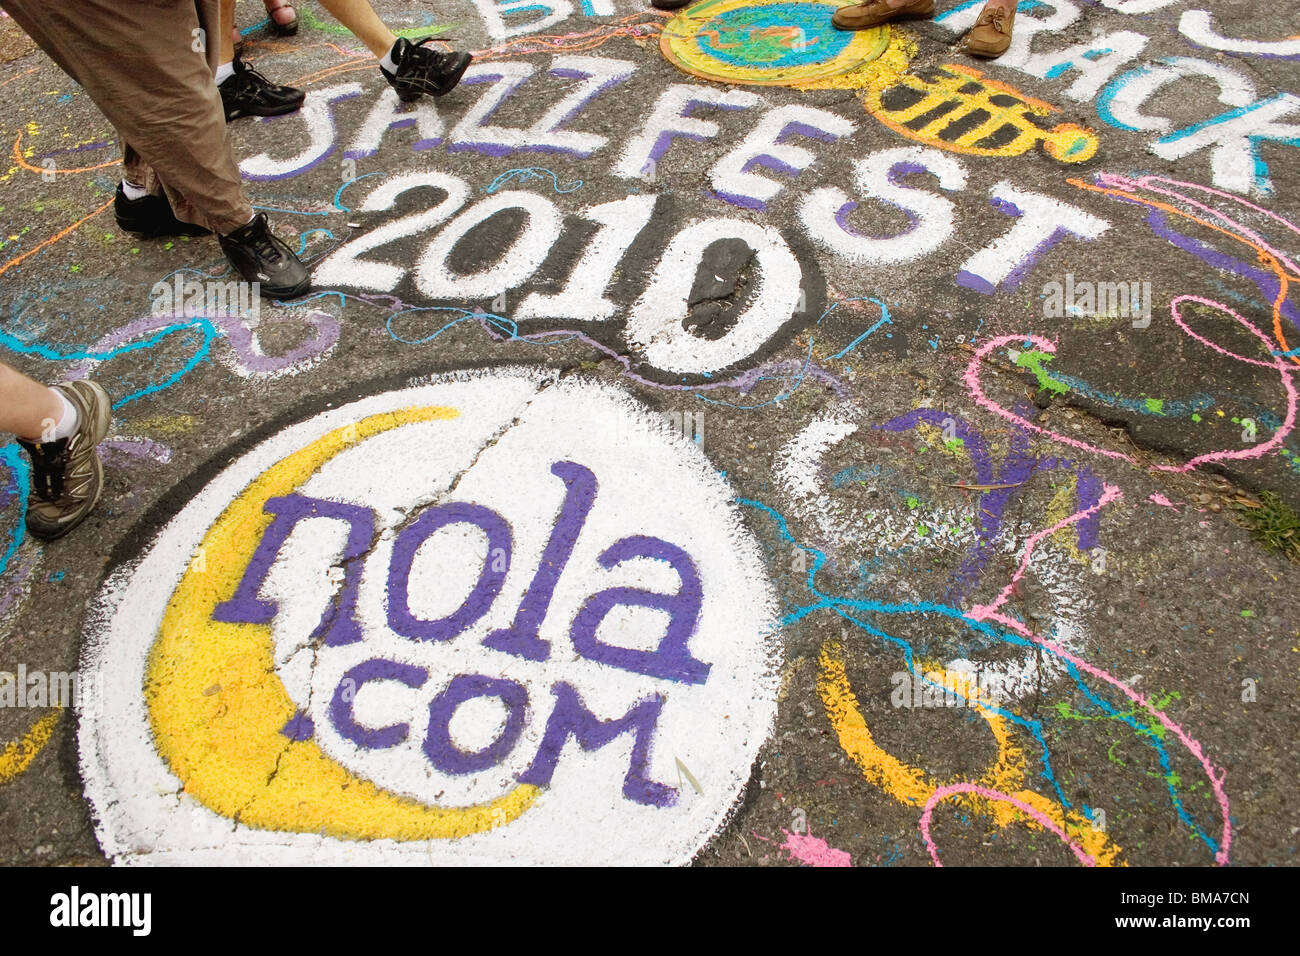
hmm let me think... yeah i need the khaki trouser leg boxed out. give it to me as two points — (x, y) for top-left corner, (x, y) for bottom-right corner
(0, 0), (252, 234)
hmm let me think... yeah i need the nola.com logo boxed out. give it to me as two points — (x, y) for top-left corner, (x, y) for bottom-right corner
(1042, 273), (1153, 327)
(49, 887), (151, 936)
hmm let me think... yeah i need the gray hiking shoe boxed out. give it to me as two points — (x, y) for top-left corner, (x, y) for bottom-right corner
(16, 380), (112, 541)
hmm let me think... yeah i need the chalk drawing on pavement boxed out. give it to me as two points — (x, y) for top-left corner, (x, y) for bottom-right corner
(864, 63), (1100, 163)
(659, 0), (891, 87)
(80, 369), (780, 865)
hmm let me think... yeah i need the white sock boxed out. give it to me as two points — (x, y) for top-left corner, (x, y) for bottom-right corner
(120, 180), (147, 200)
(44, 389), (79, 442)
(379, 43), (400, 74)
(222, 212), (257, 238)
(215, 61), (236, 86)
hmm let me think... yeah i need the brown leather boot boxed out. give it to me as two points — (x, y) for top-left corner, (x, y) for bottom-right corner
(967, 3), (1016, 58)
(832, 0), (935, 32)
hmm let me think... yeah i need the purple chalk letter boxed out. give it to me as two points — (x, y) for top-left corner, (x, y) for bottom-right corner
(483, 460), (597, 662)
(570, 535), (709, 684)
(424, 674), (529, 774)
(330, 658), (429, 749)
(518, 681), (676, 807)
(212, 493), (376, 647)
(388, 502), (513, 643)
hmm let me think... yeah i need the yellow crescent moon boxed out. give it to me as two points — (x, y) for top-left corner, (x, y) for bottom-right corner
(145, 405), (540, 840)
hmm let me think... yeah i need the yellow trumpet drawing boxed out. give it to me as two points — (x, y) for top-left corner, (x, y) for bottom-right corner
(864, 63), (1100, 163)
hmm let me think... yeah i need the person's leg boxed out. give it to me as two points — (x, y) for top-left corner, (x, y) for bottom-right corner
(316, 0), (472, 100)
(0, 0), (250, 234)
(220, 0), (238, 77)
(1, 0), (310, 296)
(316, 0), (396, 57)
(115, 140), (213, 238)
(0, 363), (65, 443)
(263, 0), (298, 35)
(0, 362), (112, 540)
(217, 0), (305, 121)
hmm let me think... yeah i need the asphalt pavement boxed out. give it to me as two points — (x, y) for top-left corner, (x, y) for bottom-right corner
(0, 0), (1297, 867)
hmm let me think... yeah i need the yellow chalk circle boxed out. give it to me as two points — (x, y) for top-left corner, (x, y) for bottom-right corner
(660, 0), (893, 87)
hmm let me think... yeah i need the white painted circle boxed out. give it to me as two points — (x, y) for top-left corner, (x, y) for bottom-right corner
(79, 369), (779, 865)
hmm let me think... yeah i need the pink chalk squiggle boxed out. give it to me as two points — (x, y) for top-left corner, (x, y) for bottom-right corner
(962, 487), (1232, 864)
(964, 295), (1297, 476)
(968, 482), (1122, 621)
(920, 783), (1098, 867)
(751, 829), (853, 866)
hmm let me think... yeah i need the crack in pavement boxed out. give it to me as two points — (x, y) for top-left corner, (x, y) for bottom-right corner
(241, 376), (563, 812)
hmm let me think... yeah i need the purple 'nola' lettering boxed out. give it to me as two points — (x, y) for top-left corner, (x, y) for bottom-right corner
(330, 658), (429, 749)
(518, 682), (676, 807)
(482, 460), (597, 662)
(570, 535), (709, 684)
(212, 493), (376, 646)
(424, 674), (529, 774)
(388, 502), (513, 643)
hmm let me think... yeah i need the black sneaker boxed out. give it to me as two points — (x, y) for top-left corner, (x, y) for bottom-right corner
(650, 0), (693, 8)
(219, 55), (306, 121)
(218, 213), (311, 300)
(16, 380), (112, 541)
(114, 183), (211, 238)
(380, 38), (473, 102)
